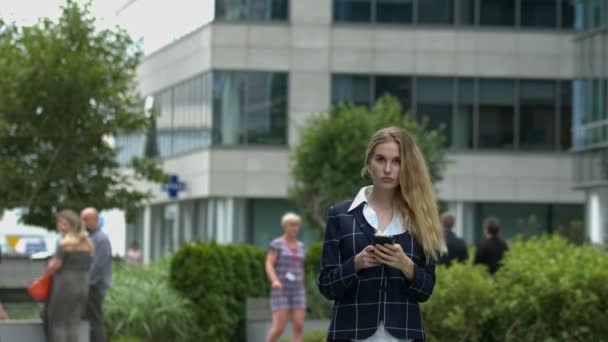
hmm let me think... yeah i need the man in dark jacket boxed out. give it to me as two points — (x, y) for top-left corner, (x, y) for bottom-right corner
(474, 217), (509, 274)
(437, 212), (469, 266)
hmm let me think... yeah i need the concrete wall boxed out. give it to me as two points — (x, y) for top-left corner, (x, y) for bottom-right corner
(0, 320), (88, 342)
(0, 256), (46, 287)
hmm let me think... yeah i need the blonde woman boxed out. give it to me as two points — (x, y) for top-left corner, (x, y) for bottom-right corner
(318, 127), (447, 342)
(265, 213), (307, 342)
(46, 209), (94, 342)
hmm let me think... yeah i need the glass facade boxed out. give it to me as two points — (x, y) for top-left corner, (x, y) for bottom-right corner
(333, 0), (576, 28)
(212, 71), (288, 146)
(115, 71), (287, 164)
(474, 202), (584, 242)
(215, 0), (289, 21)
(572, 0), (608, 186)
(332, 74), (572, 151)
(248, 199), (320, 249)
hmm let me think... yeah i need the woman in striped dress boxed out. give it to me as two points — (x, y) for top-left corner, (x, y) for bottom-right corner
(265, 212), (307, 342)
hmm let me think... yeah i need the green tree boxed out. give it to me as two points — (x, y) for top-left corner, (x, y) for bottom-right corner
(290, 95), (448, 231)
(0, 1), (165, 227)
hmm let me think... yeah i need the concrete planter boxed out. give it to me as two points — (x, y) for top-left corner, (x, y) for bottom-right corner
(246, 298), (329, 342)
(0, 319), (89, 342)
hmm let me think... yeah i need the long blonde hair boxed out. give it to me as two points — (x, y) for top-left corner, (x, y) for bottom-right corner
(56, 209), (94, 254)
(362, 127), (447, 262)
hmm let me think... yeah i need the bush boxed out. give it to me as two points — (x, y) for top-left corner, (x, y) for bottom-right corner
(423, 235), (608, 341)
(105, 259), (201, 341)
(170, 242), (269, 342)
(306, 235), (608, 341)
(304, 241), (333, 319)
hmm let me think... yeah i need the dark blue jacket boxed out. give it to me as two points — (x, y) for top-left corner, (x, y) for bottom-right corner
(438, 230), (469, 266)
(318, 200), (436, 341)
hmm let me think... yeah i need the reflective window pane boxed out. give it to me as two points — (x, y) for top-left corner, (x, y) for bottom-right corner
(334, 0), (372, 22)
(417, 78), (453, 145)
(519, 81), (556, 150)
(249, 0), (289, 20)
(332, 75), (372, 107)
(213, 71), (287, 146)
(561, 0), (575, 28)
(216, 0), (247, 20)
(375, 76), (412, 113)
(521, 0), (557, 27)
(376, 0), (413, 23)
(456, 0), (476, 25)
(480, 0), (515, 26)
(478, 79), (515, 149)
(418, 0), (453, 24)
(244, 72), (288, 144)
(476, 203), (550, 241)
(216, 0), (288, 21)
(455, 79), (474, 148)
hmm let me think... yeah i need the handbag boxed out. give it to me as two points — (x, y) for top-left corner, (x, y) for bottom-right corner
(28, 273), (52, 301)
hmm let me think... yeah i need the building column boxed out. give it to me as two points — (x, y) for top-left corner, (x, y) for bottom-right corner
(143, 205), (151, 264)
(447, 201), (476, 244)
(587, 188), (608, 245)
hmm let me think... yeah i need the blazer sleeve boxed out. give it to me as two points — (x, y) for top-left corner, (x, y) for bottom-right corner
(403, 252), (436, 303)
(318, 206), (359, 301)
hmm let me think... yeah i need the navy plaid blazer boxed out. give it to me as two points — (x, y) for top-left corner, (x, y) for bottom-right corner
(318, 200), (436, 341)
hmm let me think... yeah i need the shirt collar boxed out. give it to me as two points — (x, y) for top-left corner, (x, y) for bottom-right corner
(348, 186), (372, 212)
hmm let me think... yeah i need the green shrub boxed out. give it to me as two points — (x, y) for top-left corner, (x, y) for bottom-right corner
(304, 241), (333, 319)
(421, 262), (495, 342)
(105, 259), (201, 341)
(491, 236), (608, 341)
(306, 235), (608, 341)
(170, 242), (269, 342)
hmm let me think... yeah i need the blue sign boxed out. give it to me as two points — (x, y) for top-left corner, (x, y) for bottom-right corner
(162, 175), (186, 199)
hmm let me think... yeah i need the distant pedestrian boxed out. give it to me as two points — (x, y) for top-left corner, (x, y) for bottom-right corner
(81, 207), (112, 342)
(437, 212), (469, 266)
(126, 241), (143, 266)
(474, 217), (509, 274)
(0, 303), (9, 320)
(265, 213), (306, 342)
(46, 209), (94, 342)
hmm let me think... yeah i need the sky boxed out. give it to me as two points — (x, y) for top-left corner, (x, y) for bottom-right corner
(0, 0), (214, 54)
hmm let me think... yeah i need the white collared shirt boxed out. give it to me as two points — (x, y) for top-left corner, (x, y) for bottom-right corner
(348, 186), (411, 342)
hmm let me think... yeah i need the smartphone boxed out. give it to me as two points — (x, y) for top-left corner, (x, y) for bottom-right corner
(372, 235), (395, 245)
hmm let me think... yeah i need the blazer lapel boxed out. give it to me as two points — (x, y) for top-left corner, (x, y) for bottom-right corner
(351, 206), (375, 244)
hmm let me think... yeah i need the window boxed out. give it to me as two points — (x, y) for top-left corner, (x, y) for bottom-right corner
(456, 0), (476, 25)
(455, 78), (475, 148)
(375, 76), (412, 113)
(172, 74), (213, 154)
(521, 0), (557, 27)
(334, 0), (372, 22)
(376, 0), (413, 23)
(480, 0), (515, 26)
(212, 71), (288, 146)
(561, 0), (575, 28)
(418, 0), (453, 24)
(156, 89), (174, 157)
(215, 0), (288, 21)
(476, 203), (550, 240)
(332, 75), (372, 107)
(519, 81), (556, 150)
(478, 80), (515, 149)
(417, 78), (454, 145)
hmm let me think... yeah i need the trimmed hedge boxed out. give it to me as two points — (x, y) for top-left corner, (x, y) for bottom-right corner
(304, 236), (608, 341)
(169, 242), (269, 342)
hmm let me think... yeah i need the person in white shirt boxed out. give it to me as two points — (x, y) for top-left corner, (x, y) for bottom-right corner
(318, 127), (447, 342)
